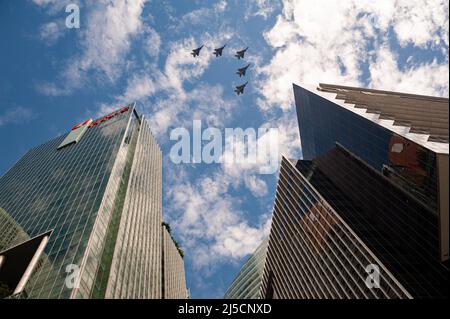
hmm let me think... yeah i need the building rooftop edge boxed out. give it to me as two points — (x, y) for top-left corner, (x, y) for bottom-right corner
(293, 83), (449, 155)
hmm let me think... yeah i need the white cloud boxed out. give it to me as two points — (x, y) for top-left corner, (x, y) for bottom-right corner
(160, 110), (298, 271)
(39, 21), (64, 44)
(120, 73), (158, 104)
(260, 112), (301, 159)
(163, 38), (214, 93)
(244, 175), (268, 197)
(70, 0), (147, 82)
(35, 0), (149, 95)
(256, 0), (449, 113)
(32, 0), (72, 13)
(35, 82), (72, 96)
(0, 107), (34, 126)
(369, 46), (449, 96)
(245, 0), (280, 20)
(218, 113), (300, 178)
(181, 7), (214, 26)
(176, 0), (228, 29)
(392, 0), (449, 48)
(32, 0), (61, 5)
(147, 82), (237, 137)
(105, 33), (236, 136)
(257, 1), (369, 111)
(144, 27), (161, 57)
(168, 168), (271, 268)
(215, 0), (228, 12)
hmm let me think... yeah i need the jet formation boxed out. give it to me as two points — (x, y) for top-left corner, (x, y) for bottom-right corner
(191, 44), (251, 95)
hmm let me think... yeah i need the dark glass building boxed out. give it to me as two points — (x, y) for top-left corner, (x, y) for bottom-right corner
(0, 105), (187, 299)
(261, 83), (449, 299)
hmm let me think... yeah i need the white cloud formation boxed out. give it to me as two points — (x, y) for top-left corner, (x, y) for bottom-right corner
(146, 82), (237, 137)
(35, 0), (149, 95)
(392, 0), (449, 48)
(244, 174), (268, 197)
(245, 0), (280, 20)
(144, 27), (161, 57)
(103, 32), (236, 136)
(168, 168), (271, 268)
(175, 0), (228, 29)
(218, 112), (300, 178)
(32, 0), (72, 13)
(39, 21), (64, 44)
(163, 37), (215, 93)
(256, 0), (449, 112)
(260, 112), (301, 159)
(120, 73), (158, 104)
(369, 45), (449, 96)
(69, 0), (147, 82)
(35, 82), (72, 96)
(161, 110), (297, 271)
(0, 107), (34, 126)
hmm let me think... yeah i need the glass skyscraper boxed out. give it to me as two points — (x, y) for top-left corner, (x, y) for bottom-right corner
(224, 239), (268, 299)
(261, 83), (448, 299)
(0, 104), (187, 299)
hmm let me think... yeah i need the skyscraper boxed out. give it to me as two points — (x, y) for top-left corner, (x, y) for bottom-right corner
(224, 239), (268, 299)
(0, 104), (187, 299)
(261, 83), (449, 299)
(162, 226), (188, 299)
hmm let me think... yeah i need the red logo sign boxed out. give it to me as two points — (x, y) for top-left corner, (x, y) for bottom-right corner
(71, 106), (129, 131)
(71, 119), (92, 131)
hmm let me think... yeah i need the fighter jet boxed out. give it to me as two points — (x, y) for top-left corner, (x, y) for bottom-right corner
(236, 64), (251, 77)
(235, 47), (248, 59)
(234, 82), (248, 95)
(213, 45), (226, 57)
(191, 45), (204, 57)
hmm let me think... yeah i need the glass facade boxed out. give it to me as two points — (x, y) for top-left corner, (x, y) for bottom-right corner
(294, 84), (439, 212)
(0, 208), (29, 252)
(100, 114), (163, 299)
(224, 239), (268, 299)
(0, 106), (184, 299)
(0, 107), (133, 298)
(162, 227), (188, 299)
(262, 155), (412, 298)
(261, 84), (448, 299)
(294, 84), (449, 262)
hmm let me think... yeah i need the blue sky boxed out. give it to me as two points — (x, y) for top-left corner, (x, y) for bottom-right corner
(0, 0), (448, 298)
